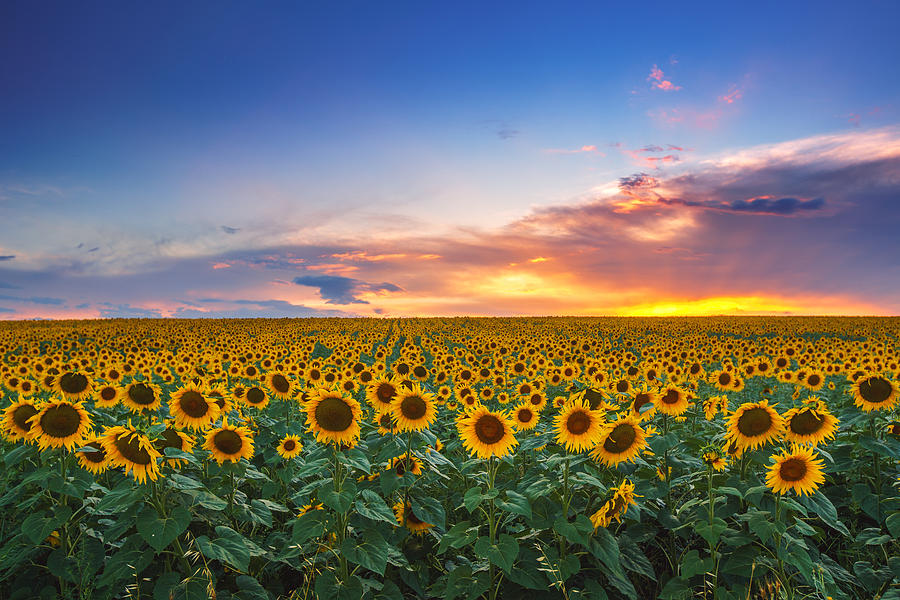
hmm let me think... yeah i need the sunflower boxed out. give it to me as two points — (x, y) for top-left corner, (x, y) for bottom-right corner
(725, 400), (785, 452)
(375, 410), (399, 435)
(526, 392), (547, 412)
(654, 385), (691, 417)
(54, 370), (94, 401)
(28, 400), (92, 451)
(703, 395), (728, 420)
(710, 369), (735, 392)
(393, 501), (433, 534)
(702, 449), (728, 472)
(765, 445), (826, 497)
(457, 406), (518, 459)
(277, 434), (303, 459)
(850, 374), (900, 412)
(511, 403), (539, 431)
(801, 370), (826, 391)
(390, 383), (437, 432)
(389, 452), (423, 477)
(153, 424), (196, 466)
(102, 425), (162, 484)
(242, 385), (269, 410)
(298, 502), (324, 517)
(259, 372), (294, 400)
(2, 399), (39, 442)
(590, 479), (638, 530)
(76, 435), (108, 474)
(203, 416), (255, 464)
(554, 398), (604, 453)
(122, 380), (162, 413)
(589, 416), (648, 467)
(628, 386), (657, 420)
(169, 385), (220, 430)
(783, 401), (838, 446)
(366, 375), (399, 413)
(95, 383), (123, 408)
(305, 387), (361, 447)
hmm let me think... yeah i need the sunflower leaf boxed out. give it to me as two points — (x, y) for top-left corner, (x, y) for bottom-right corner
(136, 505), (191, 552)
(355, 489), (397, 525)
(340, 529), (389, 575)
(196, 526), (251, 573)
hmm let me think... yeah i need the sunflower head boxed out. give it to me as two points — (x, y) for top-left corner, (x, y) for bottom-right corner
(305, 387), (361, 447)
(457, 406), (518, 459)
(554, 398), (603, 453)
(54, 371), (94, 401)
(393, 501), (433, 534)
(203, 417), (255, 464)
(277, 434), (303, 459)
(102, 425), (163, 484)
(851, 374), (900, 412)
(390, 383), (437, 432)
(725, 400), (785, 452)
(783, 401), (839, 446)
(589, 415), (648, 467)
(170, 385), (220, 430)
(77, 435), (109, 474)
(765, 445), (826, 497)
(28, 400), (92, 451)
(512, 402), (538, 431)
(2, 400), (39, 442)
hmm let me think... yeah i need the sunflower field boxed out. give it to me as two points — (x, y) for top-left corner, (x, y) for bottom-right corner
(1, 317), (899, 600)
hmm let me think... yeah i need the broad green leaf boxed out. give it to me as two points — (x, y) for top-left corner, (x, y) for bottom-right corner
(474, 534), (519, 572)
(235, 575), (270, 600)
(355, 489), (398, 525)
(196, 526), (251, 572)
(496, 490), (532, 519)
(340, 530), (389, 575)
(136, 505), (191, 552)
(321, 481), (357, 514)
(695, 517), (728, 546)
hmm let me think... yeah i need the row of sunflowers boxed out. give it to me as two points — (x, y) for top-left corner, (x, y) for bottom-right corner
(0, 317), (898, 599)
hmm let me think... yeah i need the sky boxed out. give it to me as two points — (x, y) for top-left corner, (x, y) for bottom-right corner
(1, 1), (899, 319)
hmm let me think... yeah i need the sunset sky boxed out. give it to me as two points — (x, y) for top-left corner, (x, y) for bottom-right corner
(2, 2), (899, 318)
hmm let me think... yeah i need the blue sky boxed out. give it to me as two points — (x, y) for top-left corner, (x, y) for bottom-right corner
(1, 1), (899, 317)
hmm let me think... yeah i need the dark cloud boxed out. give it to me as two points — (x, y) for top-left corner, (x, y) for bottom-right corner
(96, 303), (164, 318)
(0, 255), (15, 261)
(0, 307), (15, 313)
(496, 128), (520, 140)
(640, 145), (665, 153)
(221, 226), (241, 234)
(293, 274), (401, 304)
(0, 281), (21, 289)
(618, 173), (660, 189)
(0, 294), (66, 305)
(75, 303), (90, 309)
(727, 197), (825, 215)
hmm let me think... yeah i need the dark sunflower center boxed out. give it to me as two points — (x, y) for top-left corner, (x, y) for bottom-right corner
(13, 404), (38, 432)
(413, 366), (427, 378)
(603, 423), (637, 454)
(790, 409), (825, 435)
(179, 391), (209, 418)
(474, 414), (505, 444)
(245, 387), (265, 404)
(100, 387), (117, 401)
(155, 428), (184, 451)
(40, 404), (82, 438)
(108, 369), (120, 379)
(213, 430), (244, 455)
(584, 388), (604, 410)
(529, 393), (542, 406)
(690, 364), (701, 375)
(128, 383), (156, 406)
(807, 374), (821, 386)
(82, 441), (106, 463)
(405, 508), (424, 525)
(309, 369), (321, 380)
(859, 377), (892, 403)
(566, 410), (591, 435)
(379, 413), (394, 428)
(245, 366), (257, 377)
(718, 372), (732, 386)
(401, 395), (427, 420)
(114, 432), (152, 465)
(776, 358), (788, 368)
(517, 408), (533, 423)
(616, 380), (629, 393)
(271, 374), (290, 393)
(59, 372), (89, 394)
(376, 383), (396, 404)
(779, 458), (808, 482)
(315, 397), (354, 432)
(283, 439), (296, 451)
(737, 407), (773, 437)
(633, 394), (651, 411)
(661, 390), (680, 404)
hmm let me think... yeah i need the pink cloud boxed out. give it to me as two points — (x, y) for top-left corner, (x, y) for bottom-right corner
(211, 262), (231, 269)
(648, 64), (682, 91)
(545, 144), (604, 155)
(718, 86), (743, 104)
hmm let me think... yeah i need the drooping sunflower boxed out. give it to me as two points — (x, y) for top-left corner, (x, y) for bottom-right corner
(54, 370), (94, 401)
(276, 434), (303, 459)
(393, 501), (433, 534)
(76, 435), (109, 475)
(654, 385), (691, 417)
(390, 383), (437, 432)
(102, 425), (162, 484)
(304, 387), (361, 446)
(783, 400), (839, 446)
(628, 386), (657, 421)
(554, 398), (604, 453)
(702, 449), (728, 472)
(169, 385), (220, 430)
(590, 479), (638, 530)
(261, 372), (295, 400)
(28, 400), (92, 451)
(457, 406), (518, 459)
(95, 383), (123, 408)
(850, 374), (900, 412)
(122, 380), (162, 413)
(725, 400), (785, 452)
(242, 385), (270, 410)
(589, 416), (648, 467)
(765, 445), (826, 497)
(511, 402), (539, 431)
(703, 395), (729, 420)
(375, 410), (399, 435)
(366, 375), (399, 413)
(203, 416), (255, 464)
(2, 399), (39, 442)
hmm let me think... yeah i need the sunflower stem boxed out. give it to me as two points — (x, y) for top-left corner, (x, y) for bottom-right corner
(559, 456), (571, 561)
(869, 415), (882, 520)
(707, 464), (718, 600)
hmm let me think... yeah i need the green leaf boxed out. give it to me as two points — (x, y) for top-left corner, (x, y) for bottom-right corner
(355, 489), (398, 525)
(559, 553), (581, 581)
(246, 499), (273, 528)
(97, 548), (153, 589)
(695, 517), (728, 546)
(196, 526), (251, 572)
(340, 530), (389, 575)
(885, 511), (900, 538)
(437, 520), (478, 554)
(590, 527), (621, 570)
(321, 481), (357, 514)
(496, 490), (532, 519)
(21, 506), (71, 545)
(339, 448), (371, 473)
(153, 571), (182, 600)
(443, 566), (474, 600)
(314, 572), (364, 600)
(191, 490), (228, 511)
(680, 549), (714, 579)
(554, 515), (593, 547)
(291, 510), (327, 545)
(798, 491), (849, 536)
(47, 548), (77, 583)
(235, 575), (270, 600)
(463, 486), (485, 512)
(95, 480), (145, 514)
(411, 493), (446, 528)
(168, 474), (203, 490)
(136, 505), (191, 552)
(474, 535), (519, 573)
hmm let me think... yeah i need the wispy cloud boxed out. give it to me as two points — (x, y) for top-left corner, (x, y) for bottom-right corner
(0, 256), (15, 261)
(221, 226), (241, 234)
(647, 64), (682, 91)
(544, 145), (604, 155)
(293, 274), (403, 304)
